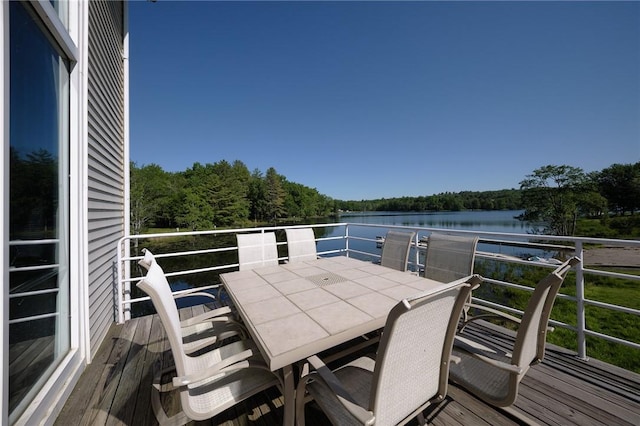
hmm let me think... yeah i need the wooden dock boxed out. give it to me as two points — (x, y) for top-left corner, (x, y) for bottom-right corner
(55, 305), (640, 426)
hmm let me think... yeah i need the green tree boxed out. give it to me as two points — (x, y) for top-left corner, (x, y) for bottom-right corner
(248, 169), (267, 222)
(130, 162), (174, 234)
(519, 165), (589, 235)
(177, 163), (216, 230)
(595, 162), (640, 216)
(175, 186), (214, 231)
(208, 160), (250, 226)
(264, 167), (286, 223)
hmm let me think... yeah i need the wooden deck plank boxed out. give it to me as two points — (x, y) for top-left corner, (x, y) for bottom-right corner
(459, 321), (640, 425)
(54, 323), (123, 425)
(518, 380), (605, 426)
(523, 373), (635, 426)
(130, 313), (167, 426)
(106, 314), (153, 426)
(91, 316), (140, 426)
(445, 384), (519, 426)
(55, 312), (640, 426)
(527, 360), (640, 423)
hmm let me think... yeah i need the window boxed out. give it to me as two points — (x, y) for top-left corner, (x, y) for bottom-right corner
(8, 1), (70, 419)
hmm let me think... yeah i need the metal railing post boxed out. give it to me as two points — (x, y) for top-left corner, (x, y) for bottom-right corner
(575, 241), (588, 360)
(124, 237), (131, 322)
(414, 231), (420, 273)
(116, 238), (124, 324)
(345, 224), (350, 257)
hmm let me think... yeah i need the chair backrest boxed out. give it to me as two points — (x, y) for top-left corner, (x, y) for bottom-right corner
(424, 233), (479, 282)
(236, 232), (278, 270)
(285, 228), (317, 262)
(138, 248), (155, 270)
(512, 257), (580, 370)
(369, 275), (479, 425)
(137, 260), (189, 376)
(380, 230), (415, 272)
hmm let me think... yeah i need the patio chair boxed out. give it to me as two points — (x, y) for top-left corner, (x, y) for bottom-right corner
(380, 230), (415, 272)
(236, 231), (279, 270)
(138, 249), (244, 353)
(423, 232), (479, 325)
(285, 227), (318, 262)
(449, 257), (580, 410)
(295, 275), (481, 426)
(137, 259), (282, 424)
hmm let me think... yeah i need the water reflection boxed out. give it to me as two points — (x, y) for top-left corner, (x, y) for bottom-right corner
(338, 210), (528, 233)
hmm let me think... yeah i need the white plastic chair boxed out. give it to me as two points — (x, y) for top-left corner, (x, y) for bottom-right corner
(423, 232), (479, 326)
(137, 259), (282, 424)
(295, 275), (481, 426)
(285, 228), (318, 262)
(380, 230), (415, 272)
(236, 232), (279, 270)
(423, 232), (479, 282)
(138, 249), (242, 353)
(449, 257), (580, 409)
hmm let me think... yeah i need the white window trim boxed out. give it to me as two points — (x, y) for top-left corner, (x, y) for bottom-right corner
(1, 1), (10, 423)
(29, 1), (77, 64)
(2, 1), (89, 425)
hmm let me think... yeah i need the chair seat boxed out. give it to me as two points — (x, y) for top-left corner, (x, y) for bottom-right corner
(182, 319), (242, 353)
(306, 355), (376, 425)
(450, 335), (515, 403)
(184, 340), (279, 418)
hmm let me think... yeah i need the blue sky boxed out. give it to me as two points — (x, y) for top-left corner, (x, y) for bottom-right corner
(129, 1), (640, 201)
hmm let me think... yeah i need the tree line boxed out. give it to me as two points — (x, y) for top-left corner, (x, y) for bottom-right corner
(131, 160), (639, 236)
(334, 189), (522, 212)
(130, 160), (334, 234)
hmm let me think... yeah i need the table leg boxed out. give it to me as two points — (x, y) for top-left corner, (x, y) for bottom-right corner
(282, 364), (295, 426)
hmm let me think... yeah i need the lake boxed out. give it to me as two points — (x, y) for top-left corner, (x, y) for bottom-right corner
(335, 210), (528, 233)
(314, 209), (539, 261)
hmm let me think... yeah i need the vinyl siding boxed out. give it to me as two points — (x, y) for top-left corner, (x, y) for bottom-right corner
(87, 0), (125, 357)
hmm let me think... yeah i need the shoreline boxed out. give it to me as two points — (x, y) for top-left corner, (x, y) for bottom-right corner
(583, 246), (640, 268)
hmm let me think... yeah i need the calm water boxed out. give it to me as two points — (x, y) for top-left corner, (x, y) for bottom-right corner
(314, 209), (546, 267)
(336, 210), (528, 233)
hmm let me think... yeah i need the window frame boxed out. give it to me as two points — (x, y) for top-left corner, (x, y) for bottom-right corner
(2, 1), (86, 424)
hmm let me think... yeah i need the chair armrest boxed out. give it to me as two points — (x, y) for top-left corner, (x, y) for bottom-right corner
(180, 306), (233, 328)
(466, 303), (522, 325)
(306, 355), (375, 425)
(173, 289), (220, 303)
(465, 303), (554, 332)
(173, 348), (254, 387)
(454, 338), (524, 375)
(183, 336), (220, 354)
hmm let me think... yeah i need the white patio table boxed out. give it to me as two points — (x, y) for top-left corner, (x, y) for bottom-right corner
(220, 256), (446, 426)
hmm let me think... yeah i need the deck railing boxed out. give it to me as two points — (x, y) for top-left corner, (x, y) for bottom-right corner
(116, 223), (640, 361)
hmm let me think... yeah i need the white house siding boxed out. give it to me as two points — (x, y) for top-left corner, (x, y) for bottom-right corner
(87, 0), (126, 357)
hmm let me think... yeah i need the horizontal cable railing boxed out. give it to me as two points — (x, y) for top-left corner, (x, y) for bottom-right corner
(116, 223), (640, 360)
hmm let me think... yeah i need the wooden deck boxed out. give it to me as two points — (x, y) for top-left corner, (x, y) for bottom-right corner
(55, 304), (640, 426)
